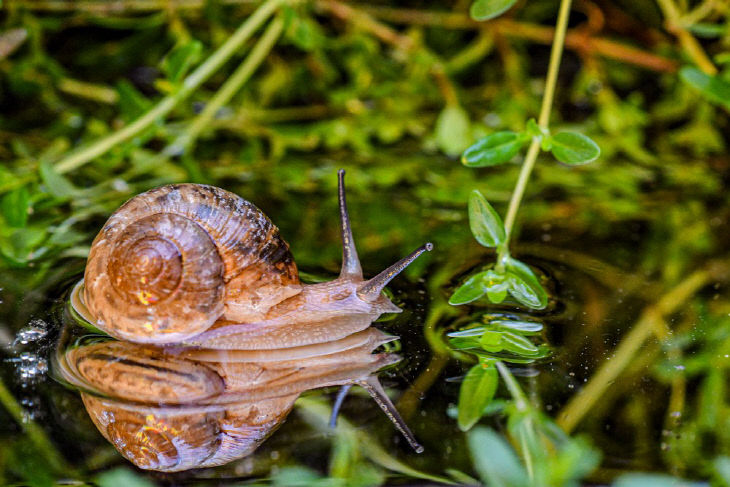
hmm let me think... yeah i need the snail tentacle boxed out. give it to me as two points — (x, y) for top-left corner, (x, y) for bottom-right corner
(338, 169), (363, 279)
(329, 383), (353, 428)
(357, 243), (434, 302)
(359, 375), (424, 453)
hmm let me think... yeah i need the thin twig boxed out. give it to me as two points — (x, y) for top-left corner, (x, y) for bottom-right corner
(359, 5), (679, 73)
(165, 16), (284, 155)
(53, 0), (281, 174)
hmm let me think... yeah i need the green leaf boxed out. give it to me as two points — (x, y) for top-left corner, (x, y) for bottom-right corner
(680, 66), (730, 111)
(549, 132), (600, 165)
(480, 330), (504, 353)
(470, 0), (518, 21)
(613, 473), (690, 487)
(161, 40), (203, 84)
(448, 326), (487, 338)
(687, 23), (727, 38)
(0, 227), (47, 265)
(39, 161), (76, 199)
(486, 288), (508, 303)
(469, 190), (505, 247)
(436, 105), (472, 157)
(97, 468), (156, 487)
(500, 332), (539, 355)
(462, 131), (525, 167)
(449, 271), (489, 305)
(457, 362), (498, 431)
(504, 257), (548, 309)
(116, 80), (153, 122)
(491, 319), (543, 333)
(287, 15), (327, 51)
(1, 186), (30, 227)
(467, 427), (529, 487)
(713, 456), (730, 485)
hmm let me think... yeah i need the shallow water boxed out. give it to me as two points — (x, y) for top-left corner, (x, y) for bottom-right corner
(1, 244), (676, 485)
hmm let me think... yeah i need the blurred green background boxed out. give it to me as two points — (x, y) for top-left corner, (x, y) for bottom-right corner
(1, 0), (730, 485)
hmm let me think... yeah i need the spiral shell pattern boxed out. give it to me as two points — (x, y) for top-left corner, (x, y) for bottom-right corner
(84, 184), (300, 343)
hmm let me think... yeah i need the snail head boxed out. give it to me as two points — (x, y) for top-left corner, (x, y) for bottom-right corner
(327, 169), (433, 314)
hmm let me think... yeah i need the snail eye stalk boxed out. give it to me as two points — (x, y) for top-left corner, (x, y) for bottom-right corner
(357, 243), (433, 302)
(338, 169), (363, 279)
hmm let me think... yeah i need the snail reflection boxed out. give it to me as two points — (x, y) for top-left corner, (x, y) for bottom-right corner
(58, 170), (431, 471)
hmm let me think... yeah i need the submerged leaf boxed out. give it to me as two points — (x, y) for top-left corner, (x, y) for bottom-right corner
(504, 258), (548, 309)
(500, 332), (539, 355)
(458, 362), (498, 431)
(468, 427), (529, 486)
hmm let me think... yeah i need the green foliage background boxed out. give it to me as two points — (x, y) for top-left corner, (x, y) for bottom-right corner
(1, 0), (730, 485)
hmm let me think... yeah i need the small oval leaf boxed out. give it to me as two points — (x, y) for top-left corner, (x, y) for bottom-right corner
(504, 258), (548, 309)
(492, 319), (543, 333)
(470, 0), (518, 21)
(448, 326), (487, 338)
(479, 331), (504, 353)
(550, 132), (600, 165)
(436, 105), (472, 157)
(500, 332), (539, 355)
(462, 131), (525, 167)
(449, 271), (489, 305)
(457, 362), (498, 431)
(469, 190), (505, 248)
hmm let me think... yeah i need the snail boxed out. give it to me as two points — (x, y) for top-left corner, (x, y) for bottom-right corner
(55, 329), (410, 471)
(63, 170), (432, 465)
(78, 170), (432, 349)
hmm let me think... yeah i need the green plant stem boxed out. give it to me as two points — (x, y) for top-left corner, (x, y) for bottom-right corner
(498, 0), (573, 261)
(53, 0), (281, 174)
(495, 361), (536, 480)
(495, 360), (528, 412)
(165, 16), (284, 155)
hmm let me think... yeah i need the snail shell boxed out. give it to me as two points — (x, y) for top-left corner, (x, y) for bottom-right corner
(84, 184), (301, 343)
(81, 171), (432, 348)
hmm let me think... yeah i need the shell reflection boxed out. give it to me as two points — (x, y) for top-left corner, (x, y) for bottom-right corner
(57, 282), (419, 472)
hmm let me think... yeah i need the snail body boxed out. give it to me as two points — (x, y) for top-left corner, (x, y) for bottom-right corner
(81, 170), (431, 348)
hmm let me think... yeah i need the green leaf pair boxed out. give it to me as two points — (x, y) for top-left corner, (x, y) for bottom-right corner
(448, 328), (543, 357)
(452, 190), (548, 309)
(461, 128), (600, 167)
(449, 259), (547, 309)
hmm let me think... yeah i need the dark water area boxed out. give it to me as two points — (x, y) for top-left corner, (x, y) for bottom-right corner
(1, 230), (689, 485)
